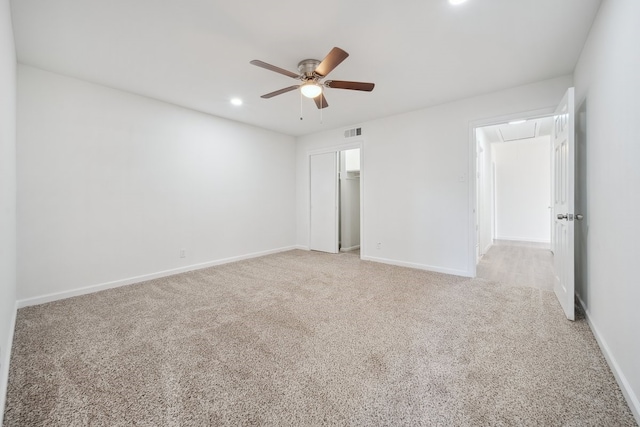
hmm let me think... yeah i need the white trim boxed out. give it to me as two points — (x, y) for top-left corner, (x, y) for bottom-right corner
(361, 255), (471, 278)
(17, 246), (297, 308)
(468, 106), (557, 278)
(0, 301), (18, 427)
(576, 294), (640, 424)
(307, 140), (363, 156)
(482, 242), (493, 255)
(467, 127), (476, 276)
(340, 245), (360, 252)
(294, 245), (310, 251)
(359, 145), (365, 260)
(494, 236), (551, 244)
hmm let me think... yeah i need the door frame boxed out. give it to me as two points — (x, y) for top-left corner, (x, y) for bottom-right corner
(467, 107), (555, 277)
(307, 140), (364, 258)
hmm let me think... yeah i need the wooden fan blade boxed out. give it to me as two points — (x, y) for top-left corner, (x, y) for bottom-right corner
(314, 47), (349, 77)
(250, 60), (300, 79)
(325, 80), (375, 92)
(313, 93), (329, 109)
(261, 85), (300, 99)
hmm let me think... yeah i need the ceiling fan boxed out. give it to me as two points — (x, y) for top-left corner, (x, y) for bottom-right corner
(250, 47), (375, 109)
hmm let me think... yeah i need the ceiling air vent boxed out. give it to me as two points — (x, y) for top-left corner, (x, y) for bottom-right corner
(344, 127), (362, 138)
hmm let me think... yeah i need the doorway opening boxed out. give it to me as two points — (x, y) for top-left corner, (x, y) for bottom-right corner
(339, 148), (361, 253)
(470, 89), (575, 320)
(472, 114), (556, 290)
(475, 116), (555, 257)
(309, 142), (363, 256)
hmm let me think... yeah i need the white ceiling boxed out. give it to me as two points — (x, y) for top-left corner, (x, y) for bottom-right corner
(10, 0), (601, 136)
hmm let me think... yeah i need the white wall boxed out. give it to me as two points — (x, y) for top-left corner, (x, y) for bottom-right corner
(493, 136), (551, 243)
(17, 65), (296, 303)
(573, 0), (640, 421)
(296, 75), (572, 276)
(0, 0), (16, 422)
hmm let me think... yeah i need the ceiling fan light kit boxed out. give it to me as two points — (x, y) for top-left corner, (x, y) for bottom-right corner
(250, 47), (375, 109)
(300, 81), (322, 98)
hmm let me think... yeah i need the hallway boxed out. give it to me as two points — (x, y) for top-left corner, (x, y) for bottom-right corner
(476, 240), (555, 291)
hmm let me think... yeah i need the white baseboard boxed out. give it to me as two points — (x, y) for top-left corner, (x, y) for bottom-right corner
(495, 236), (551, 244)
(0, 301), (18, 427)
(17, 246), (298, 308)
(294, 245), (310, 251)
(482, 242), (493, 255)
(576, 293), (640, 424)
(340, 245), (360, 252)
(361, 255), (471, 278)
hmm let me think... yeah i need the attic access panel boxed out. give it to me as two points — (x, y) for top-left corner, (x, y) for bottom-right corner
(498, 121), (537, 142)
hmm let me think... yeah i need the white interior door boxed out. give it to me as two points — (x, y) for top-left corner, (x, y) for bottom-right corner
(310, 152), (338, 253)
(552, 87), (575, 320)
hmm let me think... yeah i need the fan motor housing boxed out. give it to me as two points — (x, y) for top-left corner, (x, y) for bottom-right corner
(298, 59), (321, 77)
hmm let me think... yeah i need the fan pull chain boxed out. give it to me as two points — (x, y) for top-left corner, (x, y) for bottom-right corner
(300, 89), (303, 121)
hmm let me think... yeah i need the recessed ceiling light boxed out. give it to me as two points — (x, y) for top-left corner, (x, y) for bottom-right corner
(230, 98), (243, 106)
(508, 119), (527, 125)
(449, 0), (468, 5)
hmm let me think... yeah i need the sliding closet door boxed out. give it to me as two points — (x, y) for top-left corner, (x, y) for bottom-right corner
(309, 152), (339, 253)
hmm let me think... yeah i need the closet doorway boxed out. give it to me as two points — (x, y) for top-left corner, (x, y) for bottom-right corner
(309, 145), (362, 255)
(338, 149), (361, 252)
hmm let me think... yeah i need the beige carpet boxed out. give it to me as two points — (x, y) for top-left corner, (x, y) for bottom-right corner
(4, 250), (637, 426)
(476, 241), (556, 291)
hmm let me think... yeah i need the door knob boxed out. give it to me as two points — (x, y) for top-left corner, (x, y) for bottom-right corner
(557, 213), (568, 220)
(576, 214), (584, 220)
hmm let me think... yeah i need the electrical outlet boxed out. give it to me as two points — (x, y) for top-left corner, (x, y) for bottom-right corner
(376, 242), (382, 250)
(179, 249), (186, 258)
